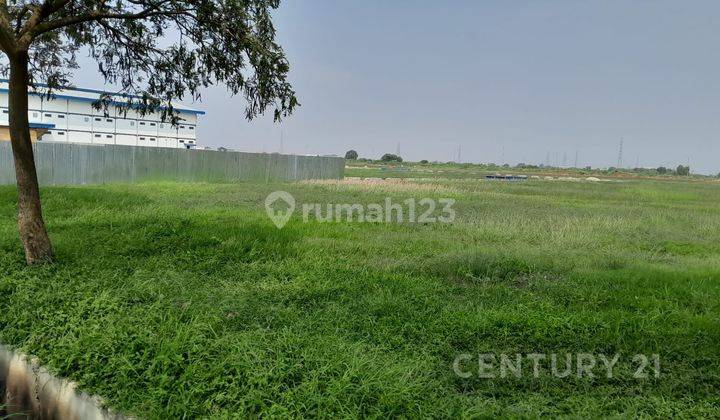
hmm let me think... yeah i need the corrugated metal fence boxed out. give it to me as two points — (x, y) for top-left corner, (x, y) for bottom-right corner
(0, 142), (344, 185)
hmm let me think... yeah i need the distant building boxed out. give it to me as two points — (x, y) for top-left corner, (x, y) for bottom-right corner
(0, 80), (204, 149)
(0, 121), (54, 142)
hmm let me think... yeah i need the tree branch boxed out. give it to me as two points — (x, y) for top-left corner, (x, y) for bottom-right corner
(31, 1), (183, 36)
(0, 0), (17, 53)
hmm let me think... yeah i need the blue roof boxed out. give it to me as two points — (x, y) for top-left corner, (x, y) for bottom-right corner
(0, 80), (205, 115)
(28, 122), (55, 129)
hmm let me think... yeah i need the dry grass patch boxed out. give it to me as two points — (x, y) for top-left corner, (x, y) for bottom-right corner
(301, 178), (461, 194)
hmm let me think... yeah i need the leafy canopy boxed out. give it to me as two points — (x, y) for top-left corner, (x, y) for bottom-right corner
(0, 0), (298, 120)
(380, 153), (402, 163)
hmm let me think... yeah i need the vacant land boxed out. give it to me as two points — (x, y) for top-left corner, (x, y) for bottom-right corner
(1, 176), (719, 417)
(344, 160), (710, 181)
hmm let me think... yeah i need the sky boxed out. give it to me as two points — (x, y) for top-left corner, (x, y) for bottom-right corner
(71, 1), (720, 173)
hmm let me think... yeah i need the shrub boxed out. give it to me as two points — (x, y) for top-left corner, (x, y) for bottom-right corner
(344, 150), (359, 160)
(380, 153), (403, 162)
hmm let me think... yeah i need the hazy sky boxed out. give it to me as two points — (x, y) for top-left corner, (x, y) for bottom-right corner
(72, 1), (720, 173)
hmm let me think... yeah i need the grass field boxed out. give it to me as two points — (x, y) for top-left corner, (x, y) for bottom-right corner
(1, 175), (719, 417)
(344, 161), (712, 181)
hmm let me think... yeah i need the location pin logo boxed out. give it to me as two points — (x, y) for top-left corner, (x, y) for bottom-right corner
(265, 191), (296, 229)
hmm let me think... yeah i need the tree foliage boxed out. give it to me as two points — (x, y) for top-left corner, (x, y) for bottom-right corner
(344, 149), (358, 160)
(380, 153), (402, 163)
(0, 0), (298, 121)
(676, 165), (690, 176)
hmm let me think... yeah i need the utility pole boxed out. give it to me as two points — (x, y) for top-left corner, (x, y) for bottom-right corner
(617, 139), (624, 168)
(574, 151), (579, 168)
(279, 129), (284, 154)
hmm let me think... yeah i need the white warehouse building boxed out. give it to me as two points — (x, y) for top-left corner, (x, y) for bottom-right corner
(0, 79), (203, 149)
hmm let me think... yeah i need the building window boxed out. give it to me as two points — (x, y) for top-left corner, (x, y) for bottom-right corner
(106, 118), (113, 122)
(150, 137), (156, 141)
(179, 140), (185, 143)
(33, 112), (38, 117)
(84, 117), (90, 122)
(44, 113), (51, 117)
(58, 132), (65, 135)
(2, 110), (7, 114)
(106, 134), (112, 138)
(139, 137), (145, 140)
(139, 122), (145, 125)
(150, 123), (156, 126)
(94, 117), (101, 121)
(159, 124), (164, 128)
(58, 115), (65, 119)
(189, 126), (194, 130)
(94, 134), (101, 138)
(130, 121), (135, 126)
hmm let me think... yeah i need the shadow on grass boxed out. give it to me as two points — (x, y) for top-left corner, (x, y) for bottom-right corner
(0, 183), (303, 275)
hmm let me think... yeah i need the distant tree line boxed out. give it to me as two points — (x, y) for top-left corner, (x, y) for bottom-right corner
(343, 149), (698, 176)
(344, 150), (404, 163)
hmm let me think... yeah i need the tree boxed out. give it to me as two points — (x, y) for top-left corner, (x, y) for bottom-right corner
(344, 150), (358, 160)
(380, 153), (402, 163)
(676, 165), (690, 176)
(0, 0), (298, 264)
(656, 166), (668, 174)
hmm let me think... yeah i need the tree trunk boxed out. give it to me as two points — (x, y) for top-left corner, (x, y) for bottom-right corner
(8, 51), (54, 264)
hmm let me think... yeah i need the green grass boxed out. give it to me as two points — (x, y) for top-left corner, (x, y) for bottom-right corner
(1, 177), (719, 418)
